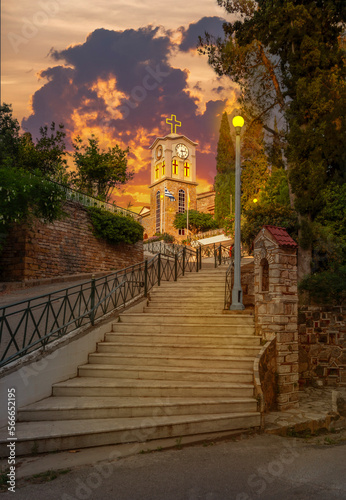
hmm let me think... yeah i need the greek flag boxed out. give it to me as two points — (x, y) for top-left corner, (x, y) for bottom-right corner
(164, 187), (176, 201)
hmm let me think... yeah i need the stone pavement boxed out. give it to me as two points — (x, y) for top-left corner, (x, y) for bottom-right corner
(265, 386), (346, 435)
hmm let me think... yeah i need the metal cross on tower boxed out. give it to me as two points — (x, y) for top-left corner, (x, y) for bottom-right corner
(166, 114), (181, 134)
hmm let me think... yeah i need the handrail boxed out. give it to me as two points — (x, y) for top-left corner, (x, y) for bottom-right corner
(0, 247), (200, 367)
(48, 178), (141, 221)
(224, 258), (233, 309)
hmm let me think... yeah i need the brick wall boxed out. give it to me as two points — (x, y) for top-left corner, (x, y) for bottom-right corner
(299, 306), (346, 387)
(0, 201), (144, 281)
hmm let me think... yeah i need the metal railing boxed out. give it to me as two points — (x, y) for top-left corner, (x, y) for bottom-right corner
(49, 179), (141, 221)
(224, 259), (234, 309)
(144, 241), (185, 256)
(0, 247), (200, 367)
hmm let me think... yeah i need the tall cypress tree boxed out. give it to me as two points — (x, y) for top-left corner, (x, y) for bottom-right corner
(214, 111), (235, 226)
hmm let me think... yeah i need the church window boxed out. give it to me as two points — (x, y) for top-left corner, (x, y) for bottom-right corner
(156, 191), (161, 233)
(178, 189), (185, 213)
(162, 161), (165, 176)
(155, 164), (160, 180)
(184, 162), (190, 177)
(172, 159), (178, 175)
(178, 229), (185, 236)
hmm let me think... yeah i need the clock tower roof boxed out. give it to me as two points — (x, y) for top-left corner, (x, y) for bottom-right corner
(149, 134), (198, 150)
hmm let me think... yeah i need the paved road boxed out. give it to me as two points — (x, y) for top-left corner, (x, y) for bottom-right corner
(2, 433), (345, 499)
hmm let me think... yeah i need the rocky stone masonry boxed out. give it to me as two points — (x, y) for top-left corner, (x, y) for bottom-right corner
(299, 306), (346, 387)
(259, 336), (278, 412)
(254, 226), (299, 410)
(0, 201), (144, 282)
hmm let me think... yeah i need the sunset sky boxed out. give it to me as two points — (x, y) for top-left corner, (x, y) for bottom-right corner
(2, 0), (240, 210)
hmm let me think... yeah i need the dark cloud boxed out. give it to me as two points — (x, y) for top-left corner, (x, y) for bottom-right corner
(22, 22), (231, 198)
(179, 16), (225, 52)
(212, 85), (225, 94)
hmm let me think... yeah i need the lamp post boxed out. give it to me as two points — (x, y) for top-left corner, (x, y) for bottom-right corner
(230, 114), (245, 310)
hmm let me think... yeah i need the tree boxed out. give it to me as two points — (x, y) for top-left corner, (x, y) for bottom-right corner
(1, 103), (69, 182)
(72, 135), (133, 202)
(173, 210), (218, 234)
(214, 111), (235, 225)
(200, 0), (346, 277)
(0, 103), (21, 168)
(20, 123), (69, 182)
(240, 115), (269, 211)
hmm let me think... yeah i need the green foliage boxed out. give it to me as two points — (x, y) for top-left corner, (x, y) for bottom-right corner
(0, 104), (69, 182)
(299, 266), (346, 306)
(87, 207), (143, 245)
(200, 1), (345, 274)
(216, 112), (235, 174)
(173, 210), (218, 234)
(260, 168), (290, 207)
(214, 112), (235, 225)
(0, 167), (65, 233)
(241, 204), (298, 251)
(223, 214), (235, 238)
(72, 135), (133, 201)
(214, 173), (234, 225)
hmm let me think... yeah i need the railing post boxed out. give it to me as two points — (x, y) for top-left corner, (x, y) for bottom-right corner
(174, 254), (178, 281)
(144, 260), (148, 297)
(158, 253), (161, 286)
(196, 247), (199, 272)
(90, 274), (96, 325)
(183, 246), (186, 276)
(219, 244), (222, 266)
(214, 247), (217, 268)
(199, 245), (202, 270)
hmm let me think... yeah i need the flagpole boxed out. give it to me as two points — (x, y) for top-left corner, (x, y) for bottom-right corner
(163, 184), (166, 233)
(187, 188), (189, 238)
(160, 194), (163, 233)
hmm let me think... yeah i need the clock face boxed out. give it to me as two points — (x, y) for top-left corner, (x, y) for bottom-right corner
(156, 145), (163, 160)
(175, 143), (189, 159)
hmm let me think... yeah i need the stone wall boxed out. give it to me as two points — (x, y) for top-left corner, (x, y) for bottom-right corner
(196, 191), (215, 214)
(254, 226), (299, 410)
(259, 336), (278, 412)
(0, 201), (144, 281)
(299, 306), (346, 387)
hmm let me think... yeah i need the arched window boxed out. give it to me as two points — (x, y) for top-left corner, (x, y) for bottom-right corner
(156, 191), (161, 233)
(178, 189), (185, 213)
(261, 258), (269, 292)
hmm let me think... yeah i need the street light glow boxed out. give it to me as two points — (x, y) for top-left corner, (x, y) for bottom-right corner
(232, 115), (245, 128)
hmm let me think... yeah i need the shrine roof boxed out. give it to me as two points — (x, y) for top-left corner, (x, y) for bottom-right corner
(263, 225), (298, 248)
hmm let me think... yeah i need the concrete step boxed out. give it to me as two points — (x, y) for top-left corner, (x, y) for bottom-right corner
(18, 396), (257, 421)
(117, 313), (254, 326)
(104, 332), (260, 346)
(97, 341), (260, 357)
(0, 412), (261, 456)
(111, 323), (255, 335)
(52, 377), (255, 398)
(144, 306), (225, 314)
(77, 364), (254, 383)
(88, 353), (255, 370)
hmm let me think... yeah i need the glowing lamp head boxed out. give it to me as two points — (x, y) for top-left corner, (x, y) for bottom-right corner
(253, 198), (258, 204)
(232, 115), (244, 128)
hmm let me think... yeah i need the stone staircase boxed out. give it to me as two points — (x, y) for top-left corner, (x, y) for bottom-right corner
(0, 264), (262, 456)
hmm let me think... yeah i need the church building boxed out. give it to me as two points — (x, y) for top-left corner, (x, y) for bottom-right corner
(141, 115), (215, 239)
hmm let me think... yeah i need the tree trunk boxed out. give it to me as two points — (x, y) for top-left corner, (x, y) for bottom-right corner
(297, 244), (312, 281)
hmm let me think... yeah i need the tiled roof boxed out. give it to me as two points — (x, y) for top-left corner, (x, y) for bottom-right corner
(263, 225), (298, 248)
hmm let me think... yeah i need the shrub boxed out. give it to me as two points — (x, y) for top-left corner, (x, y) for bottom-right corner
(298, 266), (346, 306)
(87, 207), (143, 245)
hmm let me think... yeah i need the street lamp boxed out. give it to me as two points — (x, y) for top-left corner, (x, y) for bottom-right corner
(230, 114), (245, 310)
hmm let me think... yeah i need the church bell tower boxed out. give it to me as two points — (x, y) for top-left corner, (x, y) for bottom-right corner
(148, 115), (198, 237)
